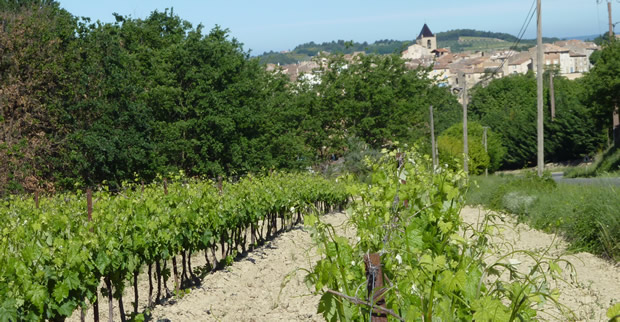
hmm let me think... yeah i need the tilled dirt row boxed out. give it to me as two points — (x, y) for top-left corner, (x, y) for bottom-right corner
(68, 212), (349, 322)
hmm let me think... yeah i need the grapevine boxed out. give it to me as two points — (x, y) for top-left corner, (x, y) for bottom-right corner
(0, 172), (349, 321)
(305, 147), (574, 321)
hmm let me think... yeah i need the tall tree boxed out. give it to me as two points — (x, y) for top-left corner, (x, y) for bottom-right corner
(299, 53), (461, 158)
(0, 2), (76, 193)
(469, 73), (604, 169)
(582, 40), (620, 147)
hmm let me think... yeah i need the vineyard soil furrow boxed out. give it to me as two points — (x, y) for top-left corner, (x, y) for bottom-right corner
(148, 212), (354, 321)
(67, 212), (352, 322)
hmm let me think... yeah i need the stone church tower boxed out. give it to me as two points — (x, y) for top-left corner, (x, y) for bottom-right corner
(416, 24), (436, 50)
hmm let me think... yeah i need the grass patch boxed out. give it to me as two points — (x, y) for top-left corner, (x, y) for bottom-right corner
(467, 173), (620, 261)
(565, 146), (620, 178)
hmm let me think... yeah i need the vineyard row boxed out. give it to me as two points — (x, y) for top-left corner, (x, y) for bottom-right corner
(0, 172), (349, 321)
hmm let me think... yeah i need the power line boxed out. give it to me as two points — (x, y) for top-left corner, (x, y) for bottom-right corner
(489, 0), (537, 77)
(597, 0), (603, 35)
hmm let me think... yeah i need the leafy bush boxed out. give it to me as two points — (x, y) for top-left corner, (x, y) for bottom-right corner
(438, 121), (505, 174)
(438, 135), (489, 175)
(323, 136), (381, 182)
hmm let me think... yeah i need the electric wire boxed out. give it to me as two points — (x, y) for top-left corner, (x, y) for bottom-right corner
(488, 0), (537, 78)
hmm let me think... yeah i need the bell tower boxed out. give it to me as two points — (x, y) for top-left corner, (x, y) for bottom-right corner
(416, 23), (436, 50)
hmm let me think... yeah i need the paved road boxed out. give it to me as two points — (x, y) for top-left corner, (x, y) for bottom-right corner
(551, 172), (620, 186)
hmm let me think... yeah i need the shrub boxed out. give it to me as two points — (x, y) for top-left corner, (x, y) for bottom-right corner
(438, 135), (489, 175)
(438, 122), (506, 174)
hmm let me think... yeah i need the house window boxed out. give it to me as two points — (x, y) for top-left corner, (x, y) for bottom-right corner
(427, 39), (432, 49)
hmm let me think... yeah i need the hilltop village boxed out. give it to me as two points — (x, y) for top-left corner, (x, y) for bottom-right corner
(267, 24), (600, 91)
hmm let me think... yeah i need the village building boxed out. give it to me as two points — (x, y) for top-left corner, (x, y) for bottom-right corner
(417, 23), (437, 50)
(402, 24), (437, 60)
(431, 48), (450, 58)
(270, 23), (601, 89)
(529, 41), (599, 79)
(504, 52), (532, 75)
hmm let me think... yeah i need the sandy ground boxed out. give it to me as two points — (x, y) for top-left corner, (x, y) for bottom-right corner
(68, 213), (350, 322)
(69, 208), (619, 322)
(461, 206), (620, 321)
(146, 213), (353, 322)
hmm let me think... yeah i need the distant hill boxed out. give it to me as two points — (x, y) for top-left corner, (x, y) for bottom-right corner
(566, 34), (599, 41)
(436, 29), (560, 52)
(257, 29), (561, 65)
(257, 39), (412, 65)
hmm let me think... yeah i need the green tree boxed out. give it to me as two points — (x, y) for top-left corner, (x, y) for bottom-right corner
(582, 40), (620, 147)
(469, 73), (604, 169)
(545, 76), (606, 160)
(0, 1), (77, 193)
(53, 17), (156, 189)
(468, 74), (538, 168)
(300, 53), (461, 159)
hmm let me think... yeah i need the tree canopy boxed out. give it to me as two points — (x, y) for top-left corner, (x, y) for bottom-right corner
(0, 4), (464, 194)
(295, 53), (461, 158)
(468, 73), (605, 169)
(0, 5), (309, 194)
(582, 40), (620, 139)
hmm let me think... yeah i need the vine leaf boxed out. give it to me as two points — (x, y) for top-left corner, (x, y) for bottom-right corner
(607, 302), (620, 320)
(0, 299), (18, 322)
(472, 296), (510, 321)
(317, 291), (338, 322)
(439, 269), (466, 292)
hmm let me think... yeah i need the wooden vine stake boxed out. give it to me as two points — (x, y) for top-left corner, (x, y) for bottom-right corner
(217, 175), (223, 194)
(164, 178), (181, 296)
(86, 188), (100, 322)
(364, 253), (388, 322)
(87, 189), (93, 225)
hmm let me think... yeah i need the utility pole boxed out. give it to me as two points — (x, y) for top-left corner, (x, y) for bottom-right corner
(536, 0), (544, 177)
(609, 1), (614, 38)
(609, 1), (620, 147)
(483, 126), (489, 177)
(429, 105), (437, 171)
(462, 73), (469, 175)
(550, 72), (556, 120)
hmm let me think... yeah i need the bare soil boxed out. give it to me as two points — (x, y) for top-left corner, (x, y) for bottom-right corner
(69, 208), (619, 321)
(461, 206), (620, 321)
(68, 213), (350, 322)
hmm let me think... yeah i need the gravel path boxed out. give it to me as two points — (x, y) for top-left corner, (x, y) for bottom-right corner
(70, 208), (619, 321)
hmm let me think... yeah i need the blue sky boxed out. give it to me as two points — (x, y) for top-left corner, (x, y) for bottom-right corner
(59, 0), (618, 55)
